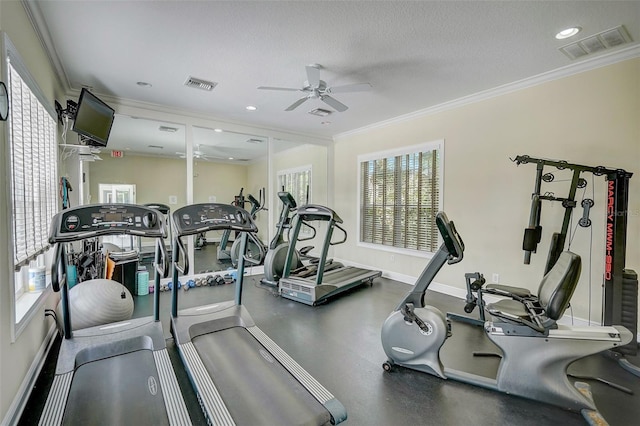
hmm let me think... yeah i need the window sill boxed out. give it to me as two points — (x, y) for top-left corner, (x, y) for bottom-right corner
(14, 288), (52, 340)
(357, 241), (435, 259)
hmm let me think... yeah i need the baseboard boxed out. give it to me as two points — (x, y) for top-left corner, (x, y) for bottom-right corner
(2, 324), (58, 426)
(335, 257), (639, 339)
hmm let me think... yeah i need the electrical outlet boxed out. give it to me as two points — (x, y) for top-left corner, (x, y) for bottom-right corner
(492, 273), (500, 283)
(390, 255), (395, 262)
(168, 195), (178, 205)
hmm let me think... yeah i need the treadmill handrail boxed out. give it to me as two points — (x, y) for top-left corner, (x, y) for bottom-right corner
(172, 236), (189, 275)
(51, 243), (66, 292)
(330, 223), (347, 246)
(155, 238), (170, 278)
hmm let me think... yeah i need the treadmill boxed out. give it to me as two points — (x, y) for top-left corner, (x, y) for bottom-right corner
(169, 202), (347, 425)
(279, 204), (382, 306)
(39, 204), (190, 425)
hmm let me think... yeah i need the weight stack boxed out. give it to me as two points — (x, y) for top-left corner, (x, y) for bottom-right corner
(619, 269), (638, 356)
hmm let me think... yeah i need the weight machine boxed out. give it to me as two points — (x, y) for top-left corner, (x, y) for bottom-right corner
(515, 155), (638, 375)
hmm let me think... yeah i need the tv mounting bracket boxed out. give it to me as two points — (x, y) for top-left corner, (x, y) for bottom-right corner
(54, 99), (78, 124)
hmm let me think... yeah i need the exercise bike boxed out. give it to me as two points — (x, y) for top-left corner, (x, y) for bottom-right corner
(381, 211), (632, 422)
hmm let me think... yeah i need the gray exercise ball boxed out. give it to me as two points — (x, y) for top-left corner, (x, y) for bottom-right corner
(56, 279), (134, 331)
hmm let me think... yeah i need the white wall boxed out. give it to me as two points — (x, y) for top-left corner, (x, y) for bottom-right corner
(0, 2), (65, 422)
(333, 58), (640, 327)
(272, 143), (330, 256)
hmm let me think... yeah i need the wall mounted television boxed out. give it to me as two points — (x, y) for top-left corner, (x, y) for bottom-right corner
(72, 88), (115, 147)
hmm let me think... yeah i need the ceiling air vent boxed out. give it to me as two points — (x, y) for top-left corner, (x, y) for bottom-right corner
(184, 76), (218, 91)
(246, 138), (264, 144)
(159, 126), (179, 133)
(308, 108), (332, 117)
(559, 25), (632, 60)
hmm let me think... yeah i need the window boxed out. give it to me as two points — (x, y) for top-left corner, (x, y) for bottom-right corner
(358, 140), (443, 254)
(278, 165), (311, 206)
(4, 35), (58, 329)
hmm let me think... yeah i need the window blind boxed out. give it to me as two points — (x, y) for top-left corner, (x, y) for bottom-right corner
(360, 148), (440, 252)
(279, 168), (311, 205)
(8, 62), (58, 269)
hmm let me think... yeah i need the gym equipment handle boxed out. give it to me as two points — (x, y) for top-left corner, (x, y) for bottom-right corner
(330, 223), (348, 246)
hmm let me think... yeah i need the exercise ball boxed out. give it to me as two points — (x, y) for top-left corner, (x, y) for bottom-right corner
(56, 279), (134, 331)
(101, 242), (123, 253)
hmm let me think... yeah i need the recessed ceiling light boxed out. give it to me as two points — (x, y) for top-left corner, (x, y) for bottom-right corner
(556, 27), (581, 40)
(245, 105), (257, 111)
(228, 157), (234, 160)
(214, 128), (223, 133)
(136, 81), (152, 88)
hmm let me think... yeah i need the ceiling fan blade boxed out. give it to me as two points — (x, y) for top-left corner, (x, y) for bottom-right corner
(257, 86), (300, 91)
(320, 95), (348, 112)
(327, 82), (372, 94)
(305, 65), (320, 88)
(285, 96), (309, 111)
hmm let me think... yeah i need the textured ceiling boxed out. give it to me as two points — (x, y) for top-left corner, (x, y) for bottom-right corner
(25, 0), (640, 157)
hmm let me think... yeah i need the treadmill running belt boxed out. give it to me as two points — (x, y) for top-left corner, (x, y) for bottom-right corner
(63, 350), (169, 425)
(193, 327), (332, 425)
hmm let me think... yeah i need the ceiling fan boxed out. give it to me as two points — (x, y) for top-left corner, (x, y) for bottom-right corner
(258, 64), (372, 112)
(176, 145), (249, 162)
(176, 145), (214, 161)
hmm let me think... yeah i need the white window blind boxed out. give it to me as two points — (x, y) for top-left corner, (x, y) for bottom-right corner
(278, 167), (311, 205)
(7, 61), (58, 269)
(360, 144), (441, 252)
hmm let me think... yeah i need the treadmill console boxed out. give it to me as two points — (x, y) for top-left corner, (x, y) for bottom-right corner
(297, 204), (344, 224)
(172, 203), (258, 237)
(49, 204), (165, 243)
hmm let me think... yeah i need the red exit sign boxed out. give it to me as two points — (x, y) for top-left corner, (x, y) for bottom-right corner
(111, 150), (124, 158)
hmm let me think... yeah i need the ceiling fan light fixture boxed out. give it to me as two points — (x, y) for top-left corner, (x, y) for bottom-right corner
(309, 108), (332, 117)
(556, 27), (581, 39)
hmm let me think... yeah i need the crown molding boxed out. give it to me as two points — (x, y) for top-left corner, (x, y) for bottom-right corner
(21, 0), (70, 92)
(335, 44), (640, 141)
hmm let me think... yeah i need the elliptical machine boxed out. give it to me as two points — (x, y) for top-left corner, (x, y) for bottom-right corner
(381, 211), (632, 422)
(217, 188), (245, 262)
(229, 189), (268, 267)
(261, 191), (322, 286)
